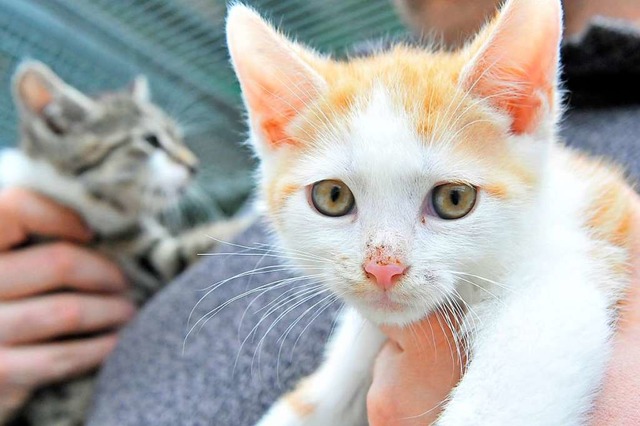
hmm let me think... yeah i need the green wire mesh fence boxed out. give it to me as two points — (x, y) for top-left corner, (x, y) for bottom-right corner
(0, 0), (406, 218)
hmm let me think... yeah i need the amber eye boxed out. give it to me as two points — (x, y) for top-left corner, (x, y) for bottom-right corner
(311, 180), (355, 217)
(431, 183), (477, 220)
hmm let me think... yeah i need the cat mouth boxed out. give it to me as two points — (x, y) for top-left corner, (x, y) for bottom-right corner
(364, 292), (406, 312)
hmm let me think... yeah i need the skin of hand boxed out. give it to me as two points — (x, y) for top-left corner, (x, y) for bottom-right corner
(367, 312), (464, 425)
(367, 195), (640, 425)
(0, 188), (134, 422)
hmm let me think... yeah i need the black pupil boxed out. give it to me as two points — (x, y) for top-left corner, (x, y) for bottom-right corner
(144, 134), (161, 148)
(330, 186), (341, 203)
(450, 189), (461, 206)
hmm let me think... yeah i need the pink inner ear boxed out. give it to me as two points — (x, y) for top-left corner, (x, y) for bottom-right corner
(469, 56), (556, 135)
(241, 70), (319, 148)
(463, 0), (562, 135)
(19, 72), (53, 113)
(227, 5), (324, 149)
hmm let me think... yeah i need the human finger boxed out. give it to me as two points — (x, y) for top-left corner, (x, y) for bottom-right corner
(0, 387), (31, 424)
(368, 344), (437, 426)
(0, 242), (127, 300)
(368, 331), (463, 425)
(0, 333), (118, 388)
(0, 188), (92, 250)
(0, 294), (135, 345)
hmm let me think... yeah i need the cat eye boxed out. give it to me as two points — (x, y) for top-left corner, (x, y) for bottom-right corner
(431, 183), (477, 220)
(311, 180), (355, 217)
(144, 133), (161, 148)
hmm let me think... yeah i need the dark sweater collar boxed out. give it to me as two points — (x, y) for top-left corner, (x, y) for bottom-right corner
(562, 17), (640, 108)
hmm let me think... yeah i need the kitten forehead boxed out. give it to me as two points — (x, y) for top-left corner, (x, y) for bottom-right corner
(264, 50), (540, 213)
(300, 87), (478, 186)
(349, 87), (424, 175)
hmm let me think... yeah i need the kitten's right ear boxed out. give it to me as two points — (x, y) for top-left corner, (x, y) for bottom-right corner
(130, 75), (151, 103)
(13, 61), (96, 134)
(226, 5), (326, 153)
(460, 0), (562, 136)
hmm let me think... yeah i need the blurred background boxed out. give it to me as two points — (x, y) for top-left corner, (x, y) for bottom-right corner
(0, 0), (408, 222)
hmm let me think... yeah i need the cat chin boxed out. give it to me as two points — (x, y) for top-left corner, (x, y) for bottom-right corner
(348, 299), (429, 326)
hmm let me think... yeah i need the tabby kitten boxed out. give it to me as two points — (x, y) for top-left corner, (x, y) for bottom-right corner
(0, 61), (248, 425)
(226, 0), (635, 424)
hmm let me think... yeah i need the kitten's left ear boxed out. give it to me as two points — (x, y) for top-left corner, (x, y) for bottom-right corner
(226, 5), (326, 153)
(461, 0), (563, 135)
(13, 61), (96, 134)
(130, 76), (151, 102)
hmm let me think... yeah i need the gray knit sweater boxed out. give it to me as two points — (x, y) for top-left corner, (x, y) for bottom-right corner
(89, 20), (640, 426)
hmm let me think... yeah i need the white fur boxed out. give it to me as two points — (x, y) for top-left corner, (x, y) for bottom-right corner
(149, 150), (190, 192)
(254, 88), (626, 425)
(258, 308), (385, 426)
(225, 3), (627, 423)
(0, 146), (192, 236)
(265, 88), (521, 326)
(0, 148), (133, 234)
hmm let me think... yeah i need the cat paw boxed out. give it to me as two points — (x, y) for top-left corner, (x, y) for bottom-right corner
(255, 401), (309, 426)
(256, 393), (332, 426)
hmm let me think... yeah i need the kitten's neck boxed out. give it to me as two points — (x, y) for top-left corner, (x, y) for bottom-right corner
(0, 148), (139, 235)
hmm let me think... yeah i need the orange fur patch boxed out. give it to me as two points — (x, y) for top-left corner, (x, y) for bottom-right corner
(307, 45), (534, 163)
(277, 182), (301, 205)
(284, 378), (315, 417)
(260, 44), (541, 219)
(262, 118), (301, 147)
(267, 176), (301, 215)
(297, 46), (469, 136)
(484, 183), (509, 199)
(588, 187), (633, 247)
(570, 154), (634, 249)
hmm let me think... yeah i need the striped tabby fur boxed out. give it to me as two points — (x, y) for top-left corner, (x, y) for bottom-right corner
(0, 61), (252, 426)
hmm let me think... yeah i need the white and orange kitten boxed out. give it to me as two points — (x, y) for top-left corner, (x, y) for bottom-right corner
(227, 0), (634, 424)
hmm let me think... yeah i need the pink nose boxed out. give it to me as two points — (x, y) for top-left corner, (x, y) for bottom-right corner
(364, 262), (407, 290)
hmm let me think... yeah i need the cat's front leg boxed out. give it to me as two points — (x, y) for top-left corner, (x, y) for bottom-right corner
(117, 215), (256, 301)
(175, 214), (256, 264)
(257, 308), (386, 426)
(436, 263), (618, 426)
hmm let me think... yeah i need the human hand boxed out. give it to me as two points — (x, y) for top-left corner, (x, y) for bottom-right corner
(0, 188), (134, 421)
(367, 312), (464, 425)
